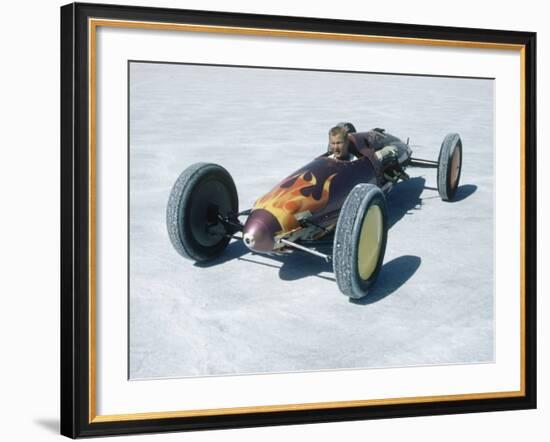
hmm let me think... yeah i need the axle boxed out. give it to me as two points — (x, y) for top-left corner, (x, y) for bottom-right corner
(409, 157), (438, 168)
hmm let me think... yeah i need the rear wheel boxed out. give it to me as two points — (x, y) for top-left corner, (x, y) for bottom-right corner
(166, 162), (238, 262)
(437, 133), (463, 201)
(333, 183), (388, 299)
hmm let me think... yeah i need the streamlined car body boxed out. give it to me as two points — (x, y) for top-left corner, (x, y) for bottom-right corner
(167, 123), (463, 299)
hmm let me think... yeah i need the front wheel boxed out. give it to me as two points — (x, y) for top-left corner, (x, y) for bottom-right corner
(437, 133), (463, 201)
(333, 183), (388, 299)
(166, 162), (238, 262)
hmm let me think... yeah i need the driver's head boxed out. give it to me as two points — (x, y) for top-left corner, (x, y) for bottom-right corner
(328, 126), (350, 160)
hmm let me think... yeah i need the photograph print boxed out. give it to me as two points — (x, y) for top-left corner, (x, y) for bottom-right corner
(128, 61), (494, 380)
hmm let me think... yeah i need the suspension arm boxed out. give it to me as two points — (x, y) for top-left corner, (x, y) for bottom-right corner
(279, 238), (332, 262)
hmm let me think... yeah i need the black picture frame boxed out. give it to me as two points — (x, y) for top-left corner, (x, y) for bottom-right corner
(60, 2), (536, 438)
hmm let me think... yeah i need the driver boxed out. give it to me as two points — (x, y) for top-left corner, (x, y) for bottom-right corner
(328, 126), (356, 161)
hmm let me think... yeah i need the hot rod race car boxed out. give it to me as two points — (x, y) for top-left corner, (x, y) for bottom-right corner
(166, 123), (462, 299)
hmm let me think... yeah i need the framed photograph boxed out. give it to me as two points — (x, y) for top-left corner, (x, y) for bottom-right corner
(60, 2), (536, 438)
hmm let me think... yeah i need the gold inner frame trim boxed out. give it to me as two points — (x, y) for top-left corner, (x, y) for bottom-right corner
(88, 18), (527, 423)
(90, 18), (525, 50)
(91, 390), (524, 423)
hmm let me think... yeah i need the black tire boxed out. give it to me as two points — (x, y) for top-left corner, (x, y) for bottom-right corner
(166, 162), (238, 262)
(333, 183), (388, 299)
(437, 133), (463, 201)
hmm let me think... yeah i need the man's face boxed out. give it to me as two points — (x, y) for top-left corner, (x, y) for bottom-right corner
(329, 133), (349, 160)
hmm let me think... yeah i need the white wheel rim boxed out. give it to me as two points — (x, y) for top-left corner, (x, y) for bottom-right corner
(357, 204), (383, 280)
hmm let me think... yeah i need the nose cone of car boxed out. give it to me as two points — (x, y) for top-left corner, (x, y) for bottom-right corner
(242, 209), (282, 253)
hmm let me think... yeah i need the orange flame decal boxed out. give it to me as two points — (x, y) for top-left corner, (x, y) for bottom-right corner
(253, 171), (337, 233)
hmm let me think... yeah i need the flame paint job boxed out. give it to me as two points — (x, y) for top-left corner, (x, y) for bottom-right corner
(253, 170), (337, 233)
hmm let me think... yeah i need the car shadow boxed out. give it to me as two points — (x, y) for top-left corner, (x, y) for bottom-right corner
(349, 255), (422, 305)
(420, 183), (477, 202)
(386, 176), (425, 229)
(277, 252), (335, 282)
(233, 252), (335, 282)
(193, 240), (249, 268)
(452, 184), (477, 202)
